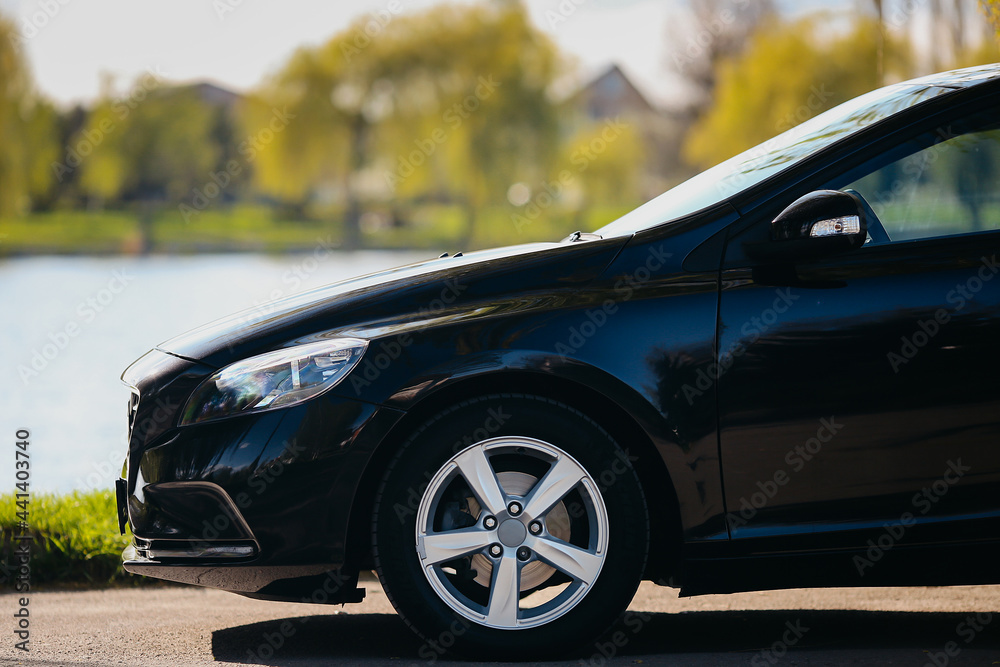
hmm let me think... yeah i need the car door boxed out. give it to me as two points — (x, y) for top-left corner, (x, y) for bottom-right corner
(715, 104), (1000, 553)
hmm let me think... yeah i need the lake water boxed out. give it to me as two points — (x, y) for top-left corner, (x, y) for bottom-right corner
(1, 251), (429, 493)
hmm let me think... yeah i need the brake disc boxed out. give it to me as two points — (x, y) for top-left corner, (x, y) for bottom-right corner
(465, 471), (571, 591)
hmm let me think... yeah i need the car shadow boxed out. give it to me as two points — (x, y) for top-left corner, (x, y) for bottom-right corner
(212, 608), (1000, 665)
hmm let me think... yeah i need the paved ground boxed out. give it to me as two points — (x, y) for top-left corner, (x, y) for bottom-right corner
(4, 579), (1000, 666)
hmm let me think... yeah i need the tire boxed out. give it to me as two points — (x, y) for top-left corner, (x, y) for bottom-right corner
(372, 393), (649, 660)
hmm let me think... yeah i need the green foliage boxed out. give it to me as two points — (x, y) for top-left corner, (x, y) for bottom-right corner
(558, 122), (645, 208)
(0, 14), (58, 216)
(983, 0), (1000, 37)
(7, 3), (997, 251)
(0, 201), (599, 255)
(684, 15), (909, 169)
(250, 2), (563, 243)
(0, 3), (650, 248)
(0, 210), (142, 254)
(0, 490), (134, 587)
(77, 82), (221, 205)
(0, 207), (328, 255)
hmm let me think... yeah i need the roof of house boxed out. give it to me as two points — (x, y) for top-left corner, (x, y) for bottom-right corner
(574, 63), (660, 119)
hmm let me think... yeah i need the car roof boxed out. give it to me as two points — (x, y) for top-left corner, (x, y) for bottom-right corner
(900, 63), (1000, 89)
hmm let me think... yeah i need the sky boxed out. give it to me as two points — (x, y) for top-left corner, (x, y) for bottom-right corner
(0, 0), (840, 111)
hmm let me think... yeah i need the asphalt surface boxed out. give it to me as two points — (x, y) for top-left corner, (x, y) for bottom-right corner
(4, 579), (1000, 666)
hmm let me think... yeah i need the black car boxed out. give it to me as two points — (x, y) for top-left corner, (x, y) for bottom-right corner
(118, 64), (1000, 658)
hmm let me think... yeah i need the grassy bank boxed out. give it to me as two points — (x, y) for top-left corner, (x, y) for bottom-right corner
(0, 489), (136, 588)
(0, 204), (633, 256)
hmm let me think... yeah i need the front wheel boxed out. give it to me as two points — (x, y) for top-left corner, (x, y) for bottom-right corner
(372, 394), (649, 659)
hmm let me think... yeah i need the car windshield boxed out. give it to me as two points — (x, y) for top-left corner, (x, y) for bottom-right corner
(594, 82), (956, 237)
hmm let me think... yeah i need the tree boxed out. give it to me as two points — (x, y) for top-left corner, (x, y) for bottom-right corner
(389, 3), (561, 246)
(22, 98), (59, 209)
(80, 84), (219, 204)
(251, 1), (561, 248)
(683, 15), (910, 169)
(980, 0), (1000, 38)
(666, 0), (776, 118)
(559, 122), (645, 222)
(75, 79), (222, 251)
(0, 13), (57, 217)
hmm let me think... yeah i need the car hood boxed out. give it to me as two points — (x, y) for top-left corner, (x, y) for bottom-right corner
(157, 238), (629, 368)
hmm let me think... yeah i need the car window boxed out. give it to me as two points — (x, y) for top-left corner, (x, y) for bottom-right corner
(592, 82), (957, 238)
(843, 128), (1000, 243)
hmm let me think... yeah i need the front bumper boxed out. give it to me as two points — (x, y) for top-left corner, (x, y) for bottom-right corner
(117, 348), (405, 600)
(122, 542), (366, 603)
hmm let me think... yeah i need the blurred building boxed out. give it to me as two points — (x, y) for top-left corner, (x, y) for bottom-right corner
(570, 64), (686, 197)
(184, 81), (243, 111)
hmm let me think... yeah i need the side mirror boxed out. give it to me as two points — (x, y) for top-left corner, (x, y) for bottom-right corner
(747, 190), (867, 261)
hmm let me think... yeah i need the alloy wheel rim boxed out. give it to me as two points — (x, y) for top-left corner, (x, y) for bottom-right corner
(415, 436), (609, 630)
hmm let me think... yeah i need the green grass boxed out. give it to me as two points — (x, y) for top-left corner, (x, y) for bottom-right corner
(157, 205), (337, 252)
(0, 202), (637, 256)
(0, 210), (143, 254)
(0, 489), (138, 588)
(375, 203), (630, 250)
(0, 206), (331, 255)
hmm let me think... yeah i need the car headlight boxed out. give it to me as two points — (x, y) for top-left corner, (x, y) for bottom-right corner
(179, 338), (368, 426)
